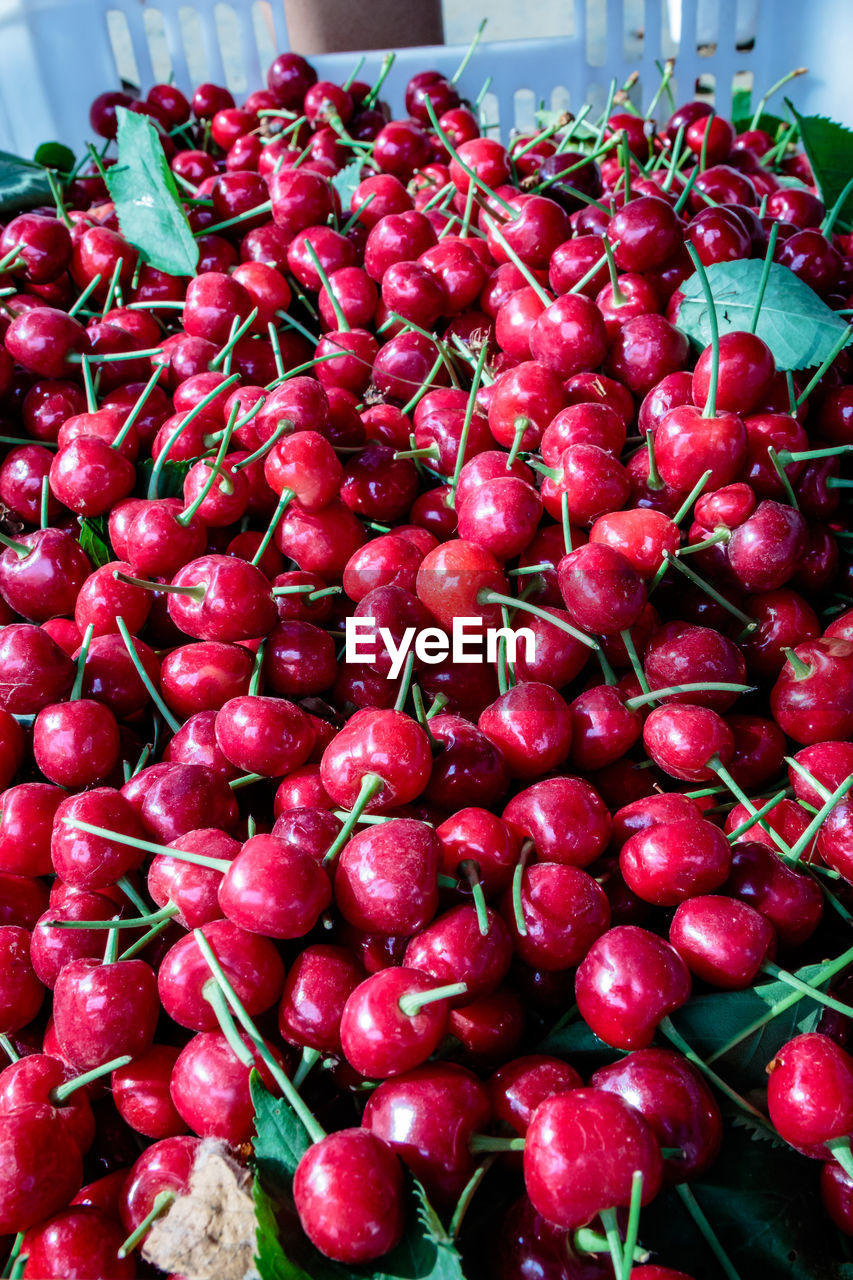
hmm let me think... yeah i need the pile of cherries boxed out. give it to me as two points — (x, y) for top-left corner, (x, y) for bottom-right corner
(0, 44), (852, 1280)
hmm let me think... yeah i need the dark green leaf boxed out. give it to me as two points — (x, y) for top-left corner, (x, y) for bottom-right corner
(106, 108), (199, 277)
(676, 259), (852, 370)
(77, 516), (113, 569)
(787, 103), (853, 225)
(368, 1180), (466, 1280)
(643, 1120), (852, 1279)
(251, 1071), (312, 1197)
(732, 111), (787, 137)
(135, 456), (195, 500)
(33, 142), (75, 174)
(0, 150), (53, 214)
(253, 1177), (313, 1280)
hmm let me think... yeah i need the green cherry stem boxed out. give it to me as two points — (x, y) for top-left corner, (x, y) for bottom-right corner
(725, 788), (789, 842)
(175, 402), (239, 528)
(624, 682), (754, 713)
(477, 590), (598, 650)
(685, 243), (719, 419)
(51, 1055), (132, 1102)
(597, 1208), (627, 1280)
(675, 1183), (742, 1280)
(61, 817), (230, 872)
(786, 771), (853, 863)
(115, 617), (182, 734)
(194, 928), (326, 1143)
(322, 773), (385, 866)
(658, 1016), (774, 1133)
(620, 1170), (644, 1280)
(116, 1190), (176, 1259)
(748, 221), (780, 334)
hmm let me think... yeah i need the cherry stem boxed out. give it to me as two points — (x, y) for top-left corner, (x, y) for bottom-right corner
(449, 1154), (498, 1239)
(644, 428), (664, 490)
(399, 980), (467, 1018)
(483, 220), (551, 306)
(47, 904), (176, 931)
(114, 571), (204, 601)
(748, 221), (780, 334)
(624, 681), (753, 712)
(462, 864), (491, 937)
(304, 242), (349, 331)
(574, 1229), (648, 1265)
(685, 243), (719, 419)
(198, 200), (273, 237)
(209, 309), (258, 373)
(292, 1046), (321, 1090)
(116, 616), (182, 734)
(511, 839), (534, 937)
(118, 914), (175, 961)
(751, 67), (807, 129)
(677, 529), (731, 556)
(598, 1208), (627, 1280)
(672, 470), (713, 526)
(710, 942), (853, 1064)
(363, 50), (395, 108)
(468, 1134), (525, 1154)
(763, 961), (853, 1019)
(675, 1183), (742, 1280)
(710, 757), (794, 859)
(112, 365), (163, 451)
(620, 1171), (644, 1280)
(823, 175), (853, 238)
(662, 553), (757, 632)
(785, 755), (833, 803)
(725, 787), (788, 841)
(620, 628), (651, 695)
(103, 925), (120, 964)
(147, 373), (240, 499)
(767, 445), (799, 510)
(70, 348), (164, 365)
(782, 646), (812, 680)
(658, 1016), (774, 1133)
(619, 130), (633, 204)
(194, 928), (326, 1144)
(411, 685), (439, 749)
(249, 489), (292, 567)
(390, 653), (414, 713)
(61, 816), (230, 871)
(602, 237), (627, 307)
(51, 1054), (132, 1103)
(2, 1232), (25, 1279)
(787, 771), (853, 863)
(567, 246), (611, 297)
(322, 773), (385, 865)
(479, 590), (598, 650)
(0, 1034), (20, 1063)
(425, 100), (519, 221)
(176, 403), (239, 527)
(0, 530), (30, 559)
(117, 1190), (176, 1259)
(795, 323), (853, 407)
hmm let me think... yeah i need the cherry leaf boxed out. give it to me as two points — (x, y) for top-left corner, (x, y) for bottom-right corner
(676, 259), (851, 370)
(369, 1180), (466, 1280)
(77, 516), (113, 569)
(786, 102), (853, 226)
(253, 1177), (312, 1280)
(331, 159), (364, 210)
(250, 1071), (312, 1196)
(0, 150), (53, 214)
(106, 108), (199, 277)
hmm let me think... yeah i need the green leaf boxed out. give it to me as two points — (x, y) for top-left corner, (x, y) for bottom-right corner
(368, 1180), (466, 1280)
(676, 259), (852, 371)
(732, 111), (787, 137)
(77, 516), (113, 569)
(135, 456), (195, 500)
(0, 150), (53, 214)
(643, 1120), (852, 1279)
(251, 1071), (312, 1197)
(33, 142), (75, 174)
(787, 103), (853, 225)
(253, 1177), (313, 1280)
(106, 108), (199, 277)
(731, 85), (752, 123)
(331, 159), (364, 209)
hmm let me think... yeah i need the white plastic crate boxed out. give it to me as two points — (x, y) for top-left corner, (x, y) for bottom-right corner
(0, 0), (851, 159)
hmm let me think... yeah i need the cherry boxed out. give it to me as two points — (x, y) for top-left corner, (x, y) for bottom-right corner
(726, 500), (807, 591)
(214, 694), (315, 778)
(669, 895), (775, 989)
(0, 1053), (95, 1154)
(771, 638), (853, 744)
(51, 788), (147, 890)
(503, 776), (611, 867)
(0, 783), (64, 877)
(0, 1104), (83, 1234)
(0, 623), (75, 713)
(594, 1048), (722, 1186)
(170, 1028), (287, 1144)
(541, 443), (631, 527)
(321, 707), (432, 812)
(294, 1128), (404, 1263)
(53, 955), (159, 1069)
(575, 925), (691, 1049)
(693, 331), (775, 415)
(643, 703), (734, 782)
(277, 944), (363, 1057)
(33, 697), (120, 789)
(405, 904), (512, 1002)
(0, 445), (61, 526)
(20, 1206), (135, 1279)
(558, 542), (647, 635)
(739, 589), (820, 677)
(0, 926), (44, 1032)
(524, 1087), (663, 1230)
(725, 841), (823, 948)
(501, 863), (610, 970)
(336, 819), (439, 936)
(620, 818), (732, 907)
(340, 967), (465, 1078)
(767, 1033), (853, 1159)
(606, 313), (689, 395)
(157, 918), (284, 1030)
(219, 832), (332, 938)
(479, 683), (572, 780)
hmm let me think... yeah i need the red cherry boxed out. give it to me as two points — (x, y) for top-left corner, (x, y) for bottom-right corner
(575, 925), (691, 1049)
(294, 1129), (404, 1263)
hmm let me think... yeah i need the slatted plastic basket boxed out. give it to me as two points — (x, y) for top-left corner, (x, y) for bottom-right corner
(0, 0), (851, 158)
